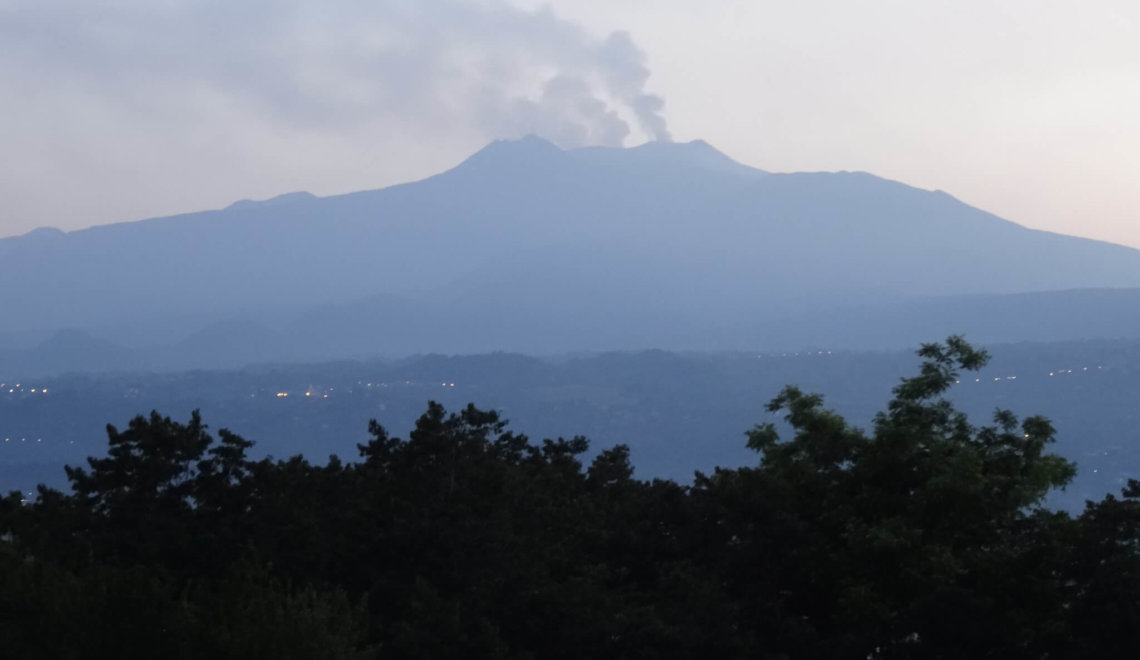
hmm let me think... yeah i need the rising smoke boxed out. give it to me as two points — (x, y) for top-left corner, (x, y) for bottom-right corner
(0, 0), (671, 148)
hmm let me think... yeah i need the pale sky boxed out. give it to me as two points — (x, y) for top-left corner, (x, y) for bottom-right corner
(2, 0), (1138, 248)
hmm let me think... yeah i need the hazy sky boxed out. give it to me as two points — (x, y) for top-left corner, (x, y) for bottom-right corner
(2, 0), (1138, 248)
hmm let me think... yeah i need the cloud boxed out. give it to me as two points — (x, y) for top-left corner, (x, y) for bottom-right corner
(0, 0), (670, 148)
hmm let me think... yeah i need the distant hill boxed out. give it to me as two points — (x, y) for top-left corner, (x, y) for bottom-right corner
(4, 136), (1140, 374)
(4, 340), (1140, 512)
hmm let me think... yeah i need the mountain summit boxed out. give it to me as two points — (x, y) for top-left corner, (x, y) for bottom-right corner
(3, 137), (1140, 365)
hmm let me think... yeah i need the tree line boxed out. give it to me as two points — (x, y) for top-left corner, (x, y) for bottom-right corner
(3, 337), (1140, 658)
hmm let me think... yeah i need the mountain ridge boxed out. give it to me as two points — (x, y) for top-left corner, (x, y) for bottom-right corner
(4, 136), (1140, 370)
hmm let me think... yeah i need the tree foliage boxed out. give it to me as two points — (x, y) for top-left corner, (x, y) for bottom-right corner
(3, 337), (1140, 657)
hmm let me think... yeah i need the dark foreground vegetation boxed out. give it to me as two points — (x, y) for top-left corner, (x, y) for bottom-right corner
(3, 338), (1140, 658)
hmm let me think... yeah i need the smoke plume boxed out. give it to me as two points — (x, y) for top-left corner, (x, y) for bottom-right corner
(0, 0), (671, 147)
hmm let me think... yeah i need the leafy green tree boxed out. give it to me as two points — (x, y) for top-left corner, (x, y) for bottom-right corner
(0, 554), (375, 660)
(7, 337), (1140, 657)
(1063, 479), (1140, 653)
(695, 336), (1079, 657)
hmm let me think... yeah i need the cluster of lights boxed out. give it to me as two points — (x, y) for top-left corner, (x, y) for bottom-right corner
(1048, 366), (1101, 376)
(271, 380), (450, 398)
(275, 389), (334, 399)
(956, 365), (1105, 384)
(757, 350), (834, 359)
(1, 383), (48, 395)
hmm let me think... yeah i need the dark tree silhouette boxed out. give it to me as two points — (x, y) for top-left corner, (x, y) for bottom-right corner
(3, 337), (1140, 658)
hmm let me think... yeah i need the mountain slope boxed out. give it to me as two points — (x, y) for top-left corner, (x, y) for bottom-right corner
(3, 136), (1140, 366)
